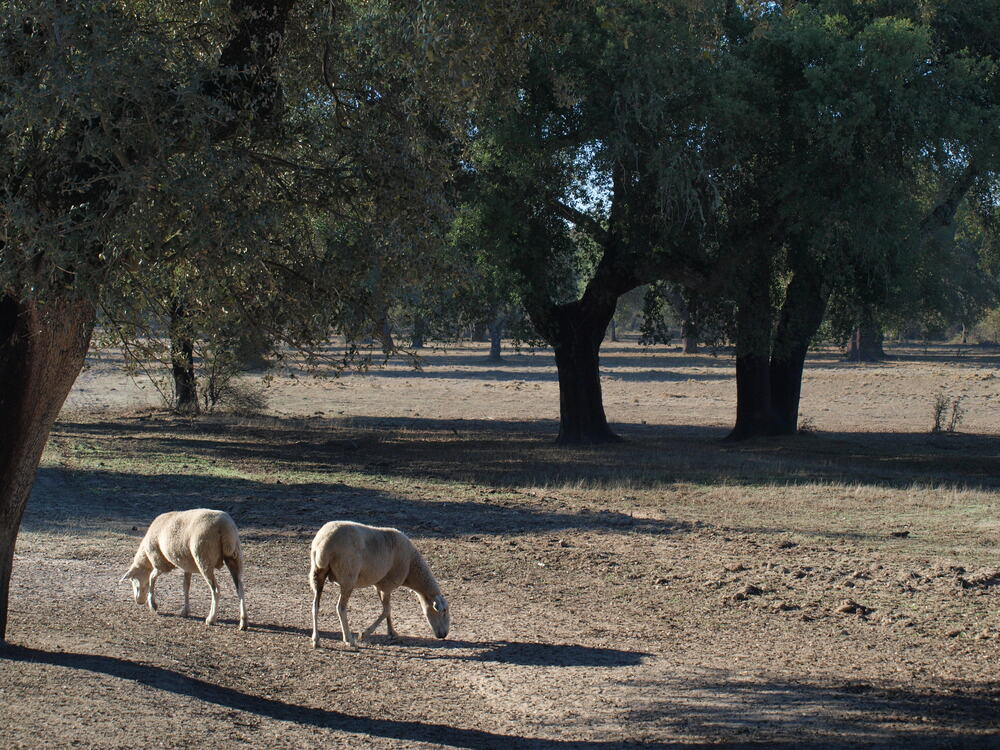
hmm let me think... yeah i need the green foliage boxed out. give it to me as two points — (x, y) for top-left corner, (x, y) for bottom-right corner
(1, 0), (545, 364)
(639, 284), (674, 346)
(973, 307), (1000, 345)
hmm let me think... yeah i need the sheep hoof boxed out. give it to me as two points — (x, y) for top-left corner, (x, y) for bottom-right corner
(239, 621), (248, 631)
(179, 608), (190, 618)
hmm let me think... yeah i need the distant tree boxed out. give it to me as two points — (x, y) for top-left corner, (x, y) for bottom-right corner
(698, 0), (1000, 438)
(168, 299), (199, 414)
(461, 1), (722, 443)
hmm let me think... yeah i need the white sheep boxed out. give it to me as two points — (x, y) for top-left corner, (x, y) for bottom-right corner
(120, 508), (247, 630)
(309, 521), (449, 648)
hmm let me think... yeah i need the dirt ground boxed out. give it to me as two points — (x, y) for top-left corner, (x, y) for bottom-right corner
(3, 338), (1000, 748)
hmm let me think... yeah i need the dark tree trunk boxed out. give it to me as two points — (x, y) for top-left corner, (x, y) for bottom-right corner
(410, 316), (426, 349)
(553, 335), (616, 442)
(663, 285), (698, 352)
(730, 353), (782, 440)
(846, 315), (884, 362)
(487, 318), (503, 361)
(539, 300), (620, 445)
(608, 319), (618, 342)
(379, 315), (394, 355)
(728, 249), (783, 440)
(168, 302), (199, 414)
(769, 262), (828, 434)
(0, 296), (94, 641)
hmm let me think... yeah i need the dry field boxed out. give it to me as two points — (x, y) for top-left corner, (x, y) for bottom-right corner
(3, 338), (1000, 749)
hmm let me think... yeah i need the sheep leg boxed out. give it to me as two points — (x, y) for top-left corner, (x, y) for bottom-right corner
(225, 557), (247, 631)
(361, 588), (394, 640)
(310, 568), (326, 648)
(200, 567), (220, 626)
(336, 586), (357, 646)
(383, 589), (397, 638)
(147, 569), (161, 613)
(180, 572), (192, 617)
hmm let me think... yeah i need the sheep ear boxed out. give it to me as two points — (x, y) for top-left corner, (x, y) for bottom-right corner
(433, 595), (448, 612)
(119, 569), (134, 584)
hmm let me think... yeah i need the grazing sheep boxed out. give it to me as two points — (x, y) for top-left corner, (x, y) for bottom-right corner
(121, 508), (247, 630)
(309, 521), (449, 648)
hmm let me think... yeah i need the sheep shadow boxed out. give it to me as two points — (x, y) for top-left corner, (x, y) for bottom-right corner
(359, 636), (649, 667)
(470, 640), (647, 667)
(246, 624), (647, 668)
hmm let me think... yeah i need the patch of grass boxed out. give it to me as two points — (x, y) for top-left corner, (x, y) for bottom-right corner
(42, 414), (1000, 568)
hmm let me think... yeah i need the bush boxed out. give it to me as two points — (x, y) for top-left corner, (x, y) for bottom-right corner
(973, 308), (1000, 345)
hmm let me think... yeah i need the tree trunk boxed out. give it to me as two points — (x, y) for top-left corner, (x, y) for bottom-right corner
(379, 315), (394, 355)
(608, 319), (618, 342)
(410, 316), (426, 349)
(728, 250), (783, 440)
(681, 313), (698, 353)
(730, 353), (782, 440)
(487, 317), (503, 361)
(547, 302), (620, 444)
(663, 285), (698, 352)
(846, 315), (884, 362)
(168, 302), (199, 415)
(769, 262), (828, 434)
(0, 295), (94, 641)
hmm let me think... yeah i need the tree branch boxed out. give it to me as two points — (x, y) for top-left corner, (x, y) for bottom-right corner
(551, 201), (608, 245)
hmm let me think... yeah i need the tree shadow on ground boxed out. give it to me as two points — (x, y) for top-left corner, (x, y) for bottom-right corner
(25, 464), (692, 539)
(51, 414), (1000, 494)
(273, 344), (737, 383)
(4, 645), (998, 749)
(624, 669), (1000, 748)
(0, 645), (653, 749)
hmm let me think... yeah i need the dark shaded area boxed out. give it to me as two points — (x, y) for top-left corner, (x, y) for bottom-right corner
(50, 412), (1000, 496)
(241, 627), (650, 668)
(25, 464), (690, 540)
(232, 341), (1000, 379)
(625, 672), (1000, 748)
(4, 645), (999, 749)
(471, 640), (648, 667)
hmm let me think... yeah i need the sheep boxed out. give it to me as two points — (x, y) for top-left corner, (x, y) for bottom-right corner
(120, 508), (247, 630)
(309, 521), (449, 648)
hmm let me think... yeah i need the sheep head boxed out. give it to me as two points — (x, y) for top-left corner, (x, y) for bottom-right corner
(422, 594), (450, 639)
(119, 566), (150, 605)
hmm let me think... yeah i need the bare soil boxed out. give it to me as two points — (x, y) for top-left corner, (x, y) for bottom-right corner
(3, 339), (1000, 749)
